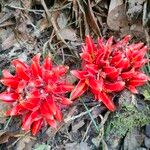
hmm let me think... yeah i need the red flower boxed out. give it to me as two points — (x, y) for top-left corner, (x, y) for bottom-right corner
(70, 35), (149, 111)
(0, 54), (74, 135)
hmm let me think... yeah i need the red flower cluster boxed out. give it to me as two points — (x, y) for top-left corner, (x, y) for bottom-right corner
(0, 54), (73, 135)
(70, 35), (149, 111)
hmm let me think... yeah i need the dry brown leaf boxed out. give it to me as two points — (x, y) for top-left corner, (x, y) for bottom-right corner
(16, 134), (35, 150)
(1, 32), (16, 50)
(21, 0), (33, 9)
(107, 0), (129, 31)
(0, 20), (14, 28)
(65, 142), (91, 150)
(84, 0), (101, 36)
(37, 17), (50, 32)
(72, 120), (85, 133)
(121, 22), (145, 40)
(0, 12), (13, 25)
(126, 0), (145, 22)
(59, 28), (77, 41)
(57, 12), (78, 41)
(0, 130), (17, 144)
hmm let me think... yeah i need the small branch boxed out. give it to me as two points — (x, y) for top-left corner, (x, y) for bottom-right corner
(40, 0), (71, 49)
(64, 104), (100, 123)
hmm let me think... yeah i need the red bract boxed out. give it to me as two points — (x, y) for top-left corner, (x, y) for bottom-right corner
(70, 35), (149, 111)
(0, 54), (74, 135)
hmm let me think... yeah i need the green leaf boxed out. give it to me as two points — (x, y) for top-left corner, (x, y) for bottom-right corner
(33, 144), (49, 150)
(144, 90), (150, 100)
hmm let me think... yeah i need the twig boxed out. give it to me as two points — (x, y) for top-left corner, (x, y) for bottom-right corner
(64, 104), (100, 123)
(41, 0), (71, 50)
(8, 131), (32, 149)
(5, 4), (44, 14)
(5, 3), (71, 14)
(4, 116), (12, 129)
(82, 101), (99, 132)
(82, 120), (92, 142)
(99, 111), (110, 127)
(61, 48), (65, 64)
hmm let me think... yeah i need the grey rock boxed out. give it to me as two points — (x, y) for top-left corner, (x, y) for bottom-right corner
(145, 125), (150, 137)
(123, 128), (144, 150)
(144, 136), (150, 148)
(136, 148), (147, 150)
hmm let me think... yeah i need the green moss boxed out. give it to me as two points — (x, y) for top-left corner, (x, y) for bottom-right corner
(105, 103), (150, 137)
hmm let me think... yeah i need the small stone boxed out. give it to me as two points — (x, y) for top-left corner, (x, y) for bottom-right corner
(136, 148), (147, 150)
(145, 125), (150, 137)
(144, 137), (150, 148)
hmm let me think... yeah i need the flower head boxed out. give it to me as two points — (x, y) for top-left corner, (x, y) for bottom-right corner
(0, 54), (74, 135)
(70, 35), (149, 111)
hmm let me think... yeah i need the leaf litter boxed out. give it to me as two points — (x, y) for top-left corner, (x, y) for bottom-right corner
(0, 0), (150, 149)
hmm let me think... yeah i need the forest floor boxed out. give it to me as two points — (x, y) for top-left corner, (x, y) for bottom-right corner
(0, 0), (150, 150)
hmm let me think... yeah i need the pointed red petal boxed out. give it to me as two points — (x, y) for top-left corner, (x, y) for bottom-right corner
(104, 66), (120, 80)
(2, 70), (14, 78)
(121, 68), (135, 79)
(127, 85), (138, 94)
(54, 108), (62, 121)
(129, 42), (144, 50)
(106, 36), (113, 47)
(1, 78), (19, 88)
(133, 59), (149, 68)
(133, 72), (149, 80)
(20, 98), (40, 111)
(12, 59), (29, 69)
(46, 97), (57, 115)
(15, 64), (29, 81)
(60, 97), (72, 105)
(71, 70), (87, 80)
(55, 84), (74, 93)
(54, 96), (72, 105)
(129, 79), (147, 87)
(40, 102), (54, 120)
(98, 92), (115, 111)
(16, 80), (27, 93)
(80, 52), (93, 63)
(43, 56), (52, 70)
(31, 53), (42, 77)
(118, 35), (131, 46)
(111, 53), (123, 65)
(85, 64), (98, 74)
(46, 119), (57, 128)
(6, 104), (25, 116)
(22, 111), (40, 131)
(104, 81), (125, 92)
(115, 58), (129, 70)
(70, 80), (88, 100)
(89, 78), (103, 92)
(86, 35), (96, 54)
(0, 92), (18, 102)
(132, 46), (148, 59)
(53, 66), (69, 76)
(103, 36), (113, 60)
(32, 119), (43, 135)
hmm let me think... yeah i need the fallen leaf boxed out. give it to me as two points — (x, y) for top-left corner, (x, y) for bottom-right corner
(16, 134), (35, 150)
(37, 17), (50, 32)
(123, 127), (145, 150)
(57, 12), (78, 41)
(0, 130), (17, 144)
(107, 0), (129, 31)
(126, 0), (145, 22)
(84, 0), (101, 36)
(65, 142), (90, 150)
(72, 120), (85, 132)
(2, 32), (15, 50)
